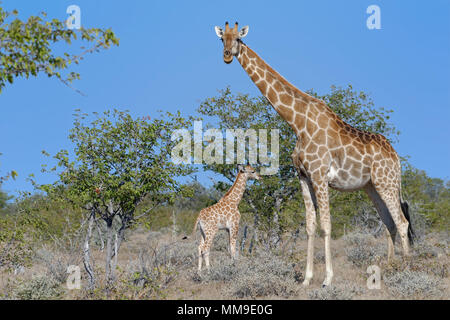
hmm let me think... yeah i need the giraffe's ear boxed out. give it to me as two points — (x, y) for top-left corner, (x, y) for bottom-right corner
(215, 26), (224, 38)
(239, 26), (249, 38)
(237, 164), (244, 172)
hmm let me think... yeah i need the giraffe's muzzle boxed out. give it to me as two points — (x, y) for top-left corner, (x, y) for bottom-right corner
(223, 54), (233, 64)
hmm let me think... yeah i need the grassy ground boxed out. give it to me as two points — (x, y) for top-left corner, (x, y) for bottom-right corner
(0, 226), (448, 300)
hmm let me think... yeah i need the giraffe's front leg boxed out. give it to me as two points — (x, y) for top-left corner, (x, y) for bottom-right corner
(313, 180), (333, 287)
(229, 222), (239, 260)
(299, 178), (317, 286)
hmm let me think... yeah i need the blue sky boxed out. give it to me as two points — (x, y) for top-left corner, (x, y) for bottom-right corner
(1, 0), (449, 196)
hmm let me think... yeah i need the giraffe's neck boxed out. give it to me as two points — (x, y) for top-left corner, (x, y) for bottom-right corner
(222, 172), (247, 206)
(237, 44), (329, 136)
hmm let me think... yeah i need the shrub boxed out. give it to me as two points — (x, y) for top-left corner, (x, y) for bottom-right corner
(308, 284), (365, 300)
(212, 231), (230, 253)
(412, 240), (439, 260)
(35, 248), (76, 284)
(0, 217), (33, 271)
(346, 245), (380, 267)
(190, 253), (242, 283)
(314, 251), (325, 263)
(254, 249), (295, 277)
(344, 232), (384, 267)
(383, 269), (442, 298)
(192, 248), (299, 298)
(230, 271), (298, 298)
(343, 232), (370, 246)
(204, 260), (240, 282)
(409, 260), (448, 279)
(122, 240), (198, 298)
(13, 275), (62, 300)
(147, 240), (197, 269)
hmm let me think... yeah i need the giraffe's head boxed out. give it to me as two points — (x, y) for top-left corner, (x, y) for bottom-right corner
(215, 22), (249, 64)
(238, 164), (261, 180)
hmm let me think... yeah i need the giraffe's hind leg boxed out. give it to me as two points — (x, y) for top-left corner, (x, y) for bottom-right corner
(201, 228), (217, 271)
(371, 183), (410, 258)
(380, 190), (410, 257)
(197, 224), (206, 271)
(364, 182), (397, 263)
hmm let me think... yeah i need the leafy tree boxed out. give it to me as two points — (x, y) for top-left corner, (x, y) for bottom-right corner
(174, 180), (221, 212)
(0, 214), (33, 271)
(308, 85), (399, 143)
(0, 189), (10, 210)
(0, 153), (18, 185)
(0, 3), (119, 234)
(0, 193), (50, 271)
(401, 160), (450, 231)
(197, 86), (401, 244)
(0, 153), (16, 211)
(36, 109), (195, 287)
(0, 5), (119, 94)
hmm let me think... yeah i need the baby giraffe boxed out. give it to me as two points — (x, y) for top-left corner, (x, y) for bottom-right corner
(185, 165), (260, 271)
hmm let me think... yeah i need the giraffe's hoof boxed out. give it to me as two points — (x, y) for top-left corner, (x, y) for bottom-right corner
(322, 278), (332, 287)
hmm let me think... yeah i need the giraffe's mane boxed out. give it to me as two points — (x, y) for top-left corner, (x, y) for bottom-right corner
(243, 45), (326, 106)
(241, 43), (393, 146)
(222, 171), (243, 199)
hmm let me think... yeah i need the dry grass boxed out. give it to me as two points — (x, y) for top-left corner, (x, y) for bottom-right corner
(0, 227), (448, 300)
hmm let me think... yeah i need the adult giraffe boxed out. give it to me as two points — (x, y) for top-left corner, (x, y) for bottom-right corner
(214, 22), (414, 286)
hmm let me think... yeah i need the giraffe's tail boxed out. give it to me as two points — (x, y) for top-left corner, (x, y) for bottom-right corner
(399, 185), (415, 246)
(400, 200), (415, 246)
(182, 216), (199, 240)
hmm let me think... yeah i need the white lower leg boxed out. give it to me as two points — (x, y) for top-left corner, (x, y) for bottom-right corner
(230, 234), (237, 260)
(303, 233), (315, 286)
(391, 213), (410, 257)
(399, 223), (410, 257)
(322, 232), (333, 287)
(205, 251), (210, 270)
(198, 247), (203, 271)
(230, 244), (236, 260)
(299, 178), (317, 286)
(386, 228), (395, 263)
